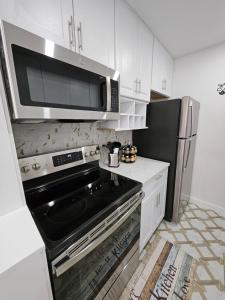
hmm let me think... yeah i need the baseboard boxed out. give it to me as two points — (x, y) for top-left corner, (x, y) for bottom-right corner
(189, 195), (225, 217)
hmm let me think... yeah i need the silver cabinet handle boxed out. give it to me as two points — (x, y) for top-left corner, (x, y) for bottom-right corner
(155, 174), (163, 181)
(135, 79), (141, 93)
(135, 78), (138, 93)
(139, 80), (141, 93)
(77, 21), (83, 51)
(156, 193), (160, 207)
(68, 15), (76, 50)
(68, 16), (74, 49)
(162, 79), (167, 92)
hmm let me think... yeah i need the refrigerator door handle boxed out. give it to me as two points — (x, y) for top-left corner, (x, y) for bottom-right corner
(184, 138), (192, 169)
(187, 105), (193, 138)
(190, 105), (193, 137)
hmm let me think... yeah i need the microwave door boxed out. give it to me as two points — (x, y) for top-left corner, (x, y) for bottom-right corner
(0, 20), (119, 121)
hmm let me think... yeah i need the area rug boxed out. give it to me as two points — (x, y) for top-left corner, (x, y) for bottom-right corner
(128, 235), (197, 300)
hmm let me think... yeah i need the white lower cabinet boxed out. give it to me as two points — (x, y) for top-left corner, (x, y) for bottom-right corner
(140, 169), (168, 252)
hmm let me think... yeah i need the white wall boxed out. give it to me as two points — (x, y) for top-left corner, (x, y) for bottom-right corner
(0, 75), (25, 216)
(173, 43), (225, 211)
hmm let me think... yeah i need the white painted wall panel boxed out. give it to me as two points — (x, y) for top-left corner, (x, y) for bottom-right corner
(173, 43), (225, 211)
(0, 84), (25, 215)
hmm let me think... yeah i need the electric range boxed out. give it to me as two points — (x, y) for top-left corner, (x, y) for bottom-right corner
(19, 145), (143, 300)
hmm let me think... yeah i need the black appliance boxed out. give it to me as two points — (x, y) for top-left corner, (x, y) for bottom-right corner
(133, 97), (200, 222)
(19, 145), (143, 300)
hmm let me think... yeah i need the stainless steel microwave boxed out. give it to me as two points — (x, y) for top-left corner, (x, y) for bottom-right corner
(0, 21), (119, 122)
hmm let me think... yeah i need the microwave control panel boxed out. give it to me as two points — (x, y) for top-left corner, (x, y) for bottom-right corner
(111, 79), (119, 112)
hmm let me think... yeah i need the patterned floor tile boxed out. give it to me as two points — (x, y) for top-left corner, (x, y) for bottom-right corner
(119, 202), (225, 300)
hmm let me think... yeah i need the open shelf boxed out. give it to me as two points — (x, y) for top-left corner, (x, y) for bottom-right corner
(98, 97), (148, 131)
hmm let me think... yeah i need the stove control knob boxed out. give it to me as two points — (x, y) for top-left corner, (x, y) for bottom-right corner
(21, 165), (30, 173)
(85, 152), (90, 158)
(90, 151), (95, 156)
(95, 149), (100, 155)
(32, 163), (41, 170)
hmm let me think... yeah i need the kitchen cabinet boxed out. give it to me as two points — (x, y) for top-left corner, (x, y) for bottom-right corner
(137, 21), (154, 102)
(140, 169), (168, 252)
(61, 0), (115, 68)
(116, 0), (153, 102)
(151, 38), (174, 97)
(98, 97), (147, 131)
(0, 0), (65, 47)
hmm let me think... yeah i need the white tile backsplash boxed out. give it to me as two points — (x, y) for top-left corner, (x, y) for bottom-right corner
(12, 122), (132, 158)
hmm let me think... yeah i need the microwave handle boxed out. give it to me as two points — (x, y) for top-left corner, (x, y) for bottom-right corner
(106, 76), (111, 112)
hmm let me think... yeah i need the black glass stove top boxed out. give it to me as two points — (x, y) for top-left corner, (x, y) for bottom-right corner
(24, 162), (142, 259)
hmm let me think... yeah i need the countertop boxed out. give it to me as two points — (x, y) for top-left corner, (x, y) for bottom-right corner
(0, 206), (44, 274)
(100, 156), (170, 184)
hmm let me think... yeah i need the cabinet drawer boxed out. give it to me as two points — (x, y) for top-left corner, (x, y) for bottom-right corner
(143, 168), (168, 197)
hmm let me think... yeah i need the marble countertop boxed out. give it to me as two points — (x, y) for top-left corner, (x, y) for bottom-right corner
(100, 156), (170, 184)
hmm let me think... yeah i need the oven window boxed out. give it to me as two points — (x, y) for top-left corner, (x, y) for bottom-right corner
(12, 45), (107, 111)
(52, 204), (141, 300)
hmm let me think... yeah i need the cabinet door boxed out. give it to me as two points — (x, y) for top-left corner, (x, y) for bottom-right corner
(74, 0), (115, 69)
(137, 21), (153, 102)
(152, 181), (167, 228)
(140, 194), (154, 252)
(152, 38), (173, 97)
(116, 0), (139, 98)
(0, 0), (65, 47)
(140, 179), (167, 252)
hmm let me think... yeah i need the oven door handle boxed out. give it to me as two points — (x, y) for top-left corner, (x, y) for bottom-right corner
(52, 192), (144, 277)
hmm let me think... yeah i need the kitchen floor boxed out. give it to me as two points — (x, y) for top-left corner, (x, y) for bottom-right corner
(120, 202), (225, 300)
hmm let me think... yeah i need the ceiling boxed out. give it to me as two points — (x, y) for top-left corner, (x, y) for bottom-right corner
(127, 0), (225, 58)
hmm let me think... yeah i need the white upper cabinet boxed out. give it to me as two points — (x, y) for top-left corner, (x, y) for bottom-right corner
(74, 0), (115, 69)
(116, 0), (153, 102)
(61, 0), (115, 69)
(61, 0), (76, 51)
(0, 0), (65, 47)
(137, 21), (153, 102)
(116, 0), (139, 99)
(151, 38), (174, 97)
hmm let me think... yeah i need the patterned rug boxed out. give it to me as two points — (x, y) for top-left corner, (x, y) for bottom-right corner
(120, 202), (225, 300)
(127, 235), (197, 300)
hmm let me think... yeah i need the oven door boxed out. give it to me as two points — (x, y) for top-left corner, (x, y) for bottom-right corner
(0, 20), (119, 121)
(51, 193), (143, 300)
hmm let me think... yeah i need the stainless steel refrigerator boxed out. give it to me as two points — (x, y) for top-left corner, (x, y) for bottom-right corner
(133, 97), (200, 222)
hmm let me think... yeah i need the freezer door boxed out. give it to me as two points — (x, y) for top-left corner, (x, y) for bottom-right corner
(173, 135), (197, 222)
(179, 97), (200, 138)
